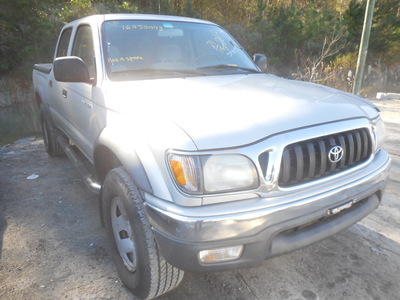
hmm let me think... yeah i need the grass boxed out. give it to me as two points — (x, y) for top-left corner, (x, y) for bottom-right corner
(0, 77), (41, 147)
(0, 102), (41, 146)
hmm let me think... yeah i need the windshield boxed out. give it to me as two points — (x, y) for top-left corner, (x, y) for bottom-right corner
(102, 20), (259, 80)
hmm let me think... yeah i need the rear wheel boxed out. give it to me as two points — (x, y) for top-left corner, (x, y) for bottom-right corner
(102, 167), (184, 299)
(40, 105), (64, 157)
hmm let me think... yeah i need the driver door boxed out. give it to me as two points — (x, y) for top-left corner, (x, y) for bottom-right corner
(59, 24), (97, 158)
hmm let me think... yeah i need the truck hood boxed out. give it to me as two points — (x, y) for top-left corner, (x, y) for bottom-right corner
(104, 73), (379, 150)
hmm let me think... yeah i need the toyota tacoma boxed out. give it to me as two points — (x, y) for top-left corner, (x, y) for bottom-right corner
(32, 14), (391, 299)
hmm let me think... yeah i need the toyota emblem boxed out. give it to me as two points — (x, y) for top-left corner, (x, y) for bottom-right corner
(328, 146), (343, 163)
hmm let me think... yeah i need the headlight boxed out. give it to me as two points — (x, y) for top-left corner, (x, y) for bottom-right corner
(202, 155), (259, 192)
(372, 117), (385, 152)
(168, 153), (259, 194)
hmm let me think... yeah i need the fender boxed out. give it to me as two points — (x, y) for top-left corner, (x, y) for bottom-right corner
(96, 126), (155, 195)
(94, 107), (198, 203)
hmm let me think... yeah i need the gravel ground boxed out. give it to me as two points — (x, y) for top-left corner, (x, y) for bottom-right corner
(0, 99), (399, 300)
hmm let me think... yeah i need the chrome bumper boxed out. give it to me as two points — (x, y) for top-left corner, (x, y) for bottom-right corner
(145, 151), (391, 272)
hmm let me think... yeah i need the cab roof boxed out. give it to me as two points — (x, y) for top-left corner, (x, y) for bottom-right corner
(66, 13), (215, 27)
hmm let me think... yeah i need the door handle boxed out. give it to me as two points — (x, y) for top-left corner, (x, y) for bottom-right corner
(62, 88), (67, 98)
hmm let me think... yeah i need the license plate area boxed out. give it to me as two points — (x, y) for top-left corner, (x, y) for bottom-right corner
(327, 200), (355, 216)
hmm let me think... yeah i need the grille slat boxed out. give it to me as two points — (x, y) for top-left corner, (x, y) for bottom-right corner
(281, 149), (291, 183)
(346, 132), (355, 165)
(306, 142), (316, 178)
(337, 135), (346, 169)
(279, 128), (372, 187)
(294, 145), (304, 181)
(317, 139), (327, 176)
(354, 131), (362, 162)
(361, 130), (369, 159)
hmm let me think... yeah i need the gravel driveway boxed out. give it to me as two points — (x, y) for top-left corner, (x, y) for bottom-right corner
(1, 99), (399, 300)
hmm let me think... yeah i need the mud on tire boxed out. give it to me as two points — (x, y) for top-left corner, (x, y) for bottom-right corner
(102, 167), (184, 300)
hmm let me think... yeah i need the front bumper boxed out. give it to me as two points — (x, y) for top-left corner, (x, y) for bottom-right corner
(145, 150), (391, 272)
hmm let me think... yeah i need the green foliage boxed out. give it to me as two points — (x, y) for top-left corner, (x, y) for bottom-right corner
(323, 52), (358, 92)
(341, 0), (400, 92)
(0, 0), (62, 77)
(262, 4), (304, 75)
(0, 0), (138, 77)
(371, 0), (400, 64)
(0, 0), (398, 92)
(331, 52), (359, 71)
(344, 0), (364, 45)
(345, 0), (400, 62)
(252, 3), (349, 78)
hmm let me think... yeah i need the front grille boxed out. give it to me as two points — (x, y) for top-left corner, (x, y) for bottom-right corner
(279, 128), (372, 187)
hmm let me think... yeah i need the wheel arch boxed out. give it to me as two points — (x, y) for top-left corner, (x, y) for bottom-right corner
(34, 84), (48, 108)
(94, 139), (154, 228)
(35, 91), (42, 106)
(94, 143), (153, 195)
(94, 144), (122, 185)
(35, 87), (53, 126)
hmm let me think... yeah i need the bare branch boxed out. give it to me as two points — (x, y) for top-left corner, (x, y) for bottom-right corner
(293, 30), (349, 83)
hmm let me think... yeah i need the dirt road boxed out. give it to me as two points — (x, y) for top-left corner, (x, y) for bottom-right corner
(1, 100), (399, 300)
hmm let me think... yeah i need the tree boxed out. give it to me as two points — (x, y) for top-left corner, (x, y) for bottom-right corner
(0, 0), (61, 76)
(0, 0), (398, 93)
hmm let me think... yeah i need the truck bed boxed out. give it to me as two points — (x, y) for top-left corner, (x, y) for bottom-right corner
(33, 63), (53, 74)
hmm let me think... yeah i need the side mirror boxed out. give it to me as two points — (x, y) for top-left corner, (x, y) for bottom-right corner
(53, 56), (91, 83)
(253, 54), (267, 72)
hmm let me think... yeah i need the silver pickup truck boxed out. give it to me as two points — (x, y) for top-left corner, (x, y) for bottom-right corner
(33, 14), (391, 299)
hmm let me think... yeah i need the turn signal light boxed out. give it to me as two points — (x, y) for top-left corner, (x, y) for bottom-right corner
(198, 245), (243, 264)
(169, 160), (186, 186)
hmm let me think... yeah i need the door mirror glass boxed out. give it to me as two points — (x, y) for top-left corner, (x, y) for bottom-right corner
(53, 56), (91, 83)
(253, 54), (267, 72)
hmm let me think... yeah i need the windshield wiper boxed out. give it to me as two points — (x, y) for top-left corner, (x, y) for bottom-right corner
(111, 68), (205, 76)
(197, 64), (260, 73)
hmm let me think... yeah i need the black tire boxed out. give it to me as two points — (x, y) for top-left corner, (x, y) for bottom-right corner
(102, 167), (184, 300)
(40, 105), (64, 157)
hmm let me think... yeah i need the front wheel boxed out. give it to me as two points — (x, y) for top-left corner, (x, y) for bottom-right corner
(102, 167), (184, 299)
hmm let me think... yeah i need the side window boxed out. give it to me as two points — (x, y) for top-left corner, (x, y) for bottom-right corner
(71, 25), (95, 79)
(56, 28), (72, 57)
